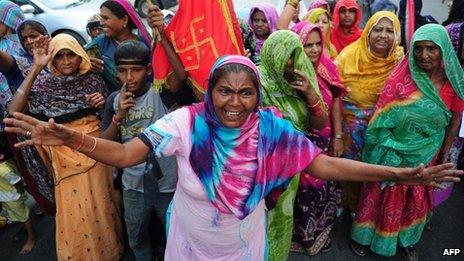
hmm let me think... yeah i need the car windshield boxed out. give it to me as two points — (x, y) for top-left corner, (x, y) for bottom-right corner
(38, 0), (85, 10)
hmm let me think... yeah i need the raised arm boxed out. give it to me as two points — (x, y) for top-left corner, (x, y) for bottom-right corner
(7, 36), (51, 114)
(147, 4), (187, 94)
(5, 112), (149, 169)
(307, 153), (462, 187)
(277, 0), (299, 30)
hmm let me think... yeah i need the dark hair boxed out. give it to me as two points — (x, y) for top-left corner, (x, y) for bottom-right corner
(443, 0), (464, 26)
(18, 20), (48, 37)
(100, 0), (136, 29)
(208, 63), (259, 91)
(114, 40), (150, 66)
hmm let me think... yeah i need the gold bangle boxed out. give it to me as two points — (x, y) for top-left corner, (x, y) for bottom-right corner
(287, 0), (299, 9)
(333, 134), (343, 139)
(88, 137), (98, 154)
(307, 99), (321, 108)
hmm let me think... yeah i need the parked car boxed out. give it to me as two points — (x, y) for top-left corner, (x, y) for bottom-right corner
(129, 0), (177, 18)
(11, 0), (106, 45)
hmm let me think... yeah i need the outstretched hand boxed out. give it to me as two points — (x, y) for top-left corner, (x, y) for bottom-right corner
(401, 163), (462, 189)
(4, 112), (74, 148)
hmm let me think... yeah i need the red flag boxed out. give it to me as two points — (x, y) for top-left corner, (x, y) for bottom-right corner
(153, 0), (244, 93)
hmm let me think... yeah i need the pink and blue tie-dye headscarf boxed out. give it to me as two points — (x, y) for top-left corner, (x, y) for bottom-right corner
(188, 55), (321, 220)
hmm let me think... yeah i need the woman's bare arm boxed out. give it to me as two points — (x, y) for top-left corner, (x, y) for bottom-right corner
(277, 2), (298, 30)
(307, 154), (461, 186)
(4, 113), (149, 169)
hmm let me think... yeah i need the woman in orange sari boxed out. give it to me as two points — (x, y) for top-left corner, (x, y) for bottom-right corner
(7, 34), (122, 260)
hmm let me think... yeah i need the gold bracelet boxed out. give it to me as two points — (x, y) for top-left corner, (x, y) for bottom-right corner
(307, 99), (321, 108)
(333, 134), (343, 139)
(88, 137), (98, 154)
(287, 0), (299, 9)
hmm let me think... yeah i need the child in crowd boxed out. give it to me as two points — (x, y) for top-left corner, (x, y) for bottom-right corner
(100, 40), (177, 260)
(0, 132), (35, 254)
(86, 14), (103, 40)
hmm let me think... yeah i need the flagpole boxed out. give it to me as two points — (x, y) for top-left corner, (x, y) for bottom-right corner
(406, 0), (415, 49)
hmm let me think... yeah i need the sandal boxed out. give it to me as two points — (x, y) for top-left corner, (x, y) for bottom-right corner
(351, 241), (367, 257)
(321, 238), (332, 253)
(399, 245), (419, 261)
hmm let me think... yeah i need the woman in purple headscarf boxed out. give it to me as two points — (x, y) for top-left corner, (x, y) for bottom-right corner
(248, 3), (279, 59)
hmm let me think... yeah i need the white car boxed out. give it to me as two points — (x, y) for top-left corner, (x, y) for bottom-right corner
(12, 0), (106, 45)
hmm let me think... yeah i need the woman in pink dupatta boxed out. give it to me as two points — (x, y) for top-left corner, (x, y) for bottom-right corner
(291, 21), (347, 255)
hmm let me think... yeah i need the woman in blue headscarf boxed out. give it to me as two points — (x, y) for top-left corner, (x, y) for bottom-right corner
(0, 0), (24, 109)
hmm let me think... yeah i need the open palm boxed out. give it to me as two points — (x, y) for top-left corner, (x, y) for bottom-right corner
(4, 113), (74, 148)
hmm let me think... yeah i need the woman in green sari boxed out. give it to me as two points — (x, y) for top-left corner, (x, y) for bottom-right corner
(259, 30), (326, 260)
(351, 24), (464, 260)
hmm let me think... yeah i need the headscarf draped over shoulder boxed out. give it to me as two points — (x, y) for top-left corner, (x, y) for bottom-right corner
(259, 30), (324, 132)
(336, 11), (404, 108)
(362, 24), (464, 178)
(188, 55), (321, 219)
(110, 0), (152, 45)
(49, 34), (91, 76)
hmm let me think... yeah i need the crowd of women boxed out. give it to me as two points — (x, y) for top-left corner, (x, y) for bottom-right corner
(0, 0), (463, 260)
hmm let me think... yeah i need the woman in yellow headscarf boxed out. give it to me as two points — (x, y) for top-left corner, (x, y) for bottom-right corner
(304, 8), (338, 58)
(7, 34), (123, 260)
(334, 11), (404, 217)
